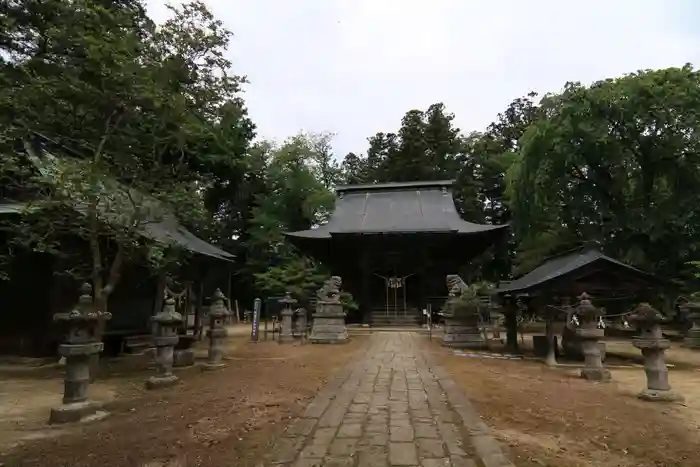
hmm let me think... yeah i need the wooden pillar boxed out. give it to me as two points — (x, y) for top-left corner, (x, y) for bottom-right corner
(505, 299), (519, 352)
(361, 251), (370, 324)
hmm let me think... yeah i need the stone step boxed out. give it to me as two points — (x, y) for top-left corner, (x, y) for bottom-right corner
(349, 327), (428, 334)
(370, 320), (421, 325)
(370, 319), (422, 326)
(368, 310), (421, 316)
(370, 314), (422, 320)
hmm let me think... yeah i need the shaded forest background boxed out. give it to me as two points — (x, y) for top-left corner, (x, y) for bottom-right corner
(2, 0), (700, 306)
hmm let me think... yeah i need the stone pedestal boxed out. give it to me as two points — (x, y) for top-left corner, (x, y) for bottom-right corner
(309, 301), (348, 344)
(682, 301), (700, 349)
(575, 293), (611, 381)
(203, 289), (230, 371)
(278, 293), (296, 344)
(441, 316), (485, 349)
(146, 298), (182, 389)
(50, 283), (111, 424)
(630, 303), (683, 402)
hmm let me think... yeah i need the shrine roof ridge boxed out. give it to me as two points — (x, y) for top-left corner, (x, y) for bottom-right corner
(335, 179), (456, 193)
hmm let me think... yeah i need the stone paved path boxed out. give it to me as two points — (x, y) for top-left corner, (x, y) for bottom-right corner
(269, 333), (513, 467)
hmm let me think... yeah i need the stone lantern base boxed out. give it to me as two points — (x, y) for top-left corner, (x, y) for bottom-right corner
(49, 400), (108, 424)
(581, 367), (611, 381)
(638, 388), (684, 402)
(145, 374), (179, 389)
(202, 361), (226, 371)
(278, 309), (295, 344)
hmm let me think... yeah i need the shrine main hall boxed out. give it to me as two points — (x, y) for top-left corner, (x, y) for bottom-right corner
(285, 180), (508, 325)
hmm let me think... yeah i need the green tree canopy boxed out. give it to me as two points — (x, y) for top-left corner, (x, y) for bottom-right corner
(507, 65), (700, 282)
(0, 0), (254, 309)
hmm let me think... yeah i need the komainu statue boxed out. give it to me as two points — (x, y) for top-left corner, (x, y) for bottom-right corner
(445, 274), (468, 297)
(317, 276), (342, 303)
(442, 274), (485, 349)
(310, 276), (348, 344)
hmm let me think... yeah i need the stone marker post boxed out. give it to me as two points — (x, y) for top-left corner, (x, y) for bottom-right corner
(146, 297), (182, 389)
(309, 276), (349, 344)
(50, 283), (111, 424)
(629, 303), (683, 402)
(251, 298), (261, 342)
(575, 292), (611, 381)
(278, 292), (296, 344)
(682, 300), (700, 349)
(203, 289), (230, 370)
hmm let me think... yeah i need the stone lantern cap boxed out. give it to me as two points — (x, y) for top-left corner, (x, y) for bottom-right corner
(53, 283), (112, 323)
(279, 292), (297, 306)
(631, 302), (670, 350)
(152, 297), (183, 324)
(208, 288), (231, 319)
(628, 303), (667, 326)
(575, 292), (599, 320)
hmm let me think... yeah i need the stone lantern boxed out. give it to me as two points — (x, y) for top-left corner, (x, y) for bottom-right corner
(575, 292), (611, 381)
(278, 292), (296, 344)
(146, 297), (182, 389)
(681, 300), (700, 349)
(629, 303), (683, 402)
(50, 283), (111, 424)
(203, 288), (230, 371)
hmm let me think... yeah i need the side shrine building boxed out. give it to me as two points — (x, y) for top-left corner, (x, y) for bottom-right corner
(285, 180), (508, 325)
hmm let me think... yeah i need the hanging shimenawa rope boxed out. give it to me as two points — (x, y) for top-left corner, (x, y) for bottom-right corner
(165, 284), (189, 308)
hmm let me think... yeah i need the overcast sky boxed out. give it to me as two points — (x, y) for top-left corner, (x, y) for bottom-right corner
(145, 0), (700, 157)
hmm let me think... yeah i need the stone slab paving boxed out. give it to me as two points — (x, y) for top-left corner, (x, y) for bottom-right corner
(268, 332), (513, 467)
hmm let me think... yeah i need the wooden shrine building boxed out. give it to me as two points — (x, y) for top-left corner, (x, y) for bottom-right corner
(285, 180), (508, 325)
(494, 244), (667, 350)
(495, 244), (664, 300)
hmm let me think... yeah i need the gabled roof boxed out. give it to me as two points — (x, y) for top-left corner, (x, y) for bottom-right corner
(1, 139), (234, 262)
(285, 180), (508, 239)
(496, 245), (659, 295)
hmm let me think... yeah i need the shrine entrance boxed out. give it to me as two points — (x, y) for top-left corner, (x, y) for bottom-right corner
(373, 272), (415, 316)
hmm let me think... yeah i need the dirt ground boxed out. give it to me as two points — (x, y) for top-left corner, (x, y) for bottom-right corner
(431, 338), (700, 467)
(0, 333), (366, 467)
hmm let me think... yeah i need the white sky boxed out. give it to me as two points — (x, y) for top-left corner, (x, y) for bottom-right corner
(145, 0), (700, 157)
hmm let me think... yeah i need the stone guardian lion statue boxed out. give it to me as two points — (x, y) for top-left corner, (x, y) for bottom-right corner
(316, 276), (342, 303)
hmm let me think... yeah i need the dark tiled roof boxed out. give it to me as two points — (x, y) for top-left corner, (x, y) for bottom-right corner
(285, 180), (507, 238)
(496, 246), (658, 294)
